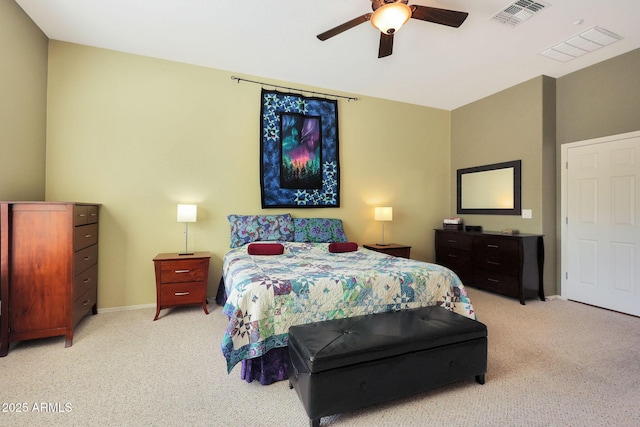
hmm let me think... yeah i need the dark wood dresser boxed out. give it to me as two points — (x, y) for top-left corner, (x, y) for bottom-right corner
(1, 202), (100, 357)
(435, 229), (544, 305)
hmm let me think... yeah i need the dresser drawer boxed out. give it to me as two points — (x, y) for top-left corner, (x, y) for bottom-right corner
(159, 259), (205, 283)
(73, 285), (97, 326)
(472, 237), (519, 275)
(86, 205), (99, 224)
(73, 205), (99, 226)
(472, 236), (519, 255)
(472, 268), (519, 298)
(74, 205), (90, 226)
(74, 244), (98, 275)
(473, 253), (519, 275)
(436, 247), (472, 282)
(435, 231), (473, 251)
(74, 264), (98, 296)
(74, 223), (99, 250)
(160, 282), (204, 306)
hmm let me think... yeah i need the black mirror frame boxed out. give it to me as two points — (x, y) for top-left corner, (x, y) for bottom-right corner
(456, 160), (522, 215)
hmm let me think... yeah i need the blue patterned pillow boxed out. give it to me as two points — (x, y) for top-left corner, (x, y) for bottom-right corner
(292, 218), (348, 243)
(227, 214), (294, 248)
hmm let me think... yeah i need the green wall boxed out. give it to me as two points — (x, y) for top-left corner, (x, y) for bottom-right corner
(0, 0), (48, 200)
(451, 76), (557, 297)
(557, 48), (640, 145)
(45, 41), (452, 309)
(4, 2), (640, 307)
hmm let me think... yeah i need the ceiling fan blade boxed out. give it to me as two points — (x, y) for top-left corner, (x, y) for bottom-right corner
(378, 33), (394, 58)
(410, 5), (469, 28)
(317, 13), (372, 41)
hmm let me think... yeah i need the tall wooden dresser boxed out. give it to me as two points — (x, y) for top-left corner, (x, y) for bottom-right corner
(1, 202), (100, 357)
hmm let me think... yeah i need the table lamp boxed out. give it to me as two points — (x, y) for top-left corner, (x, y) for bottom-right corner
(177, 204), (197, 255)
(374, 206), (393, 246)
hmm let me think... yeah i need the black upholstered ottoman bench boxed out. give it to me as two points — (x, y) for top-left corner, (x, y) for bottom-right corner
(288, 306), (487, 427)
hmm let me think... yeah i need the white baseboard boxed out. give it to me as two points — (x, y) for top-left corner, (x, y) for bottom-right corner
(96, 296), (216, 313)
(97, 303), (155, 313)
(546, 294), (564, 300)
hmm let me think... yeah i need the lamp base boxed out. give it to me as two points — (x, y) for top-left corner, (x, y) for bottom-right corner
(179, 252), (194, 256)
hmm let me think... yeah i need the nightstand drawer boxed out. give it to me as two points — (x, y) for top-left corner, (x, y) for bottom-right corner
(379, 246), (411, 258)
(363, 244), (411, 259)
(159, 259), (205, 283)
(161, 282), (203, 306)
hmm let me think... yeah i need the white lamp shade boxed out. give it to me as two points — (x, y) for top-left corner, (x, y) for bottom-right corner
(370, 3), (412, 35)
(374, 207), (393, 221)
(177, 204), (197, 223)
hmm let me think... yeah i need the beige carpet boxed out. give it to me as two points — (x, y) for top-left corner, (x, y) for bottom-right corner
(1, 288), (639, 427)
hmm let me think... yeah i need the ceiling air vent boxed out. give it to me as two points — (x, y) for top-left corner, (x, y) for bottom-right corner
(491, 0), (550, 27)
(539, 26), (623, 62)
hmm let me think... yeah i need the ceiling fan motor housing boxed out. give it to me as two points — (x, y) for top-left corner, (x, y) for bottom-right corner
(370, 1), (412, 35)
(371, 0), (410, 12)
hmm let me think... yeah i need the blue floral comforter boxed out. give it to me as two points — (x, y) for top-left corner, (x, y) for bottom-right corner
(221, 242), (475, 372)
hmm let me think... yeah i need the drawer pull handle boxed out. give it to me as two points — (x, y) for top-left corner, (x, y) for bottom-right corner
(83, 256), (91, 261)
(487, 278), (499, 283)
(487, 261), (500, 265)
(447, 254), (458, 258)
(447, 240), (457, 243)
(82, 299), (90, 306)
(174, 269), (190, 274)
(84, 234), (92, 238)
(175, 292), (190, 296)
(487, 244), (499, 248)
(78, 213), (87, 217)
(83, 278), (91, 284)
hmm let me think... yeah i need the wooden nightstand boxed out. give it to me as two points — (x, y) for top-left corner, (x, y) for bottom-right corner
(363, 243), (411, 259)
(152, 252), (211, 320)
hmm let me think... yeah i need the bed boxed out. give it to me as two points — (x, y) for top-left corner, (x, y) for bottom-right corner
(219, 214), (475, 385)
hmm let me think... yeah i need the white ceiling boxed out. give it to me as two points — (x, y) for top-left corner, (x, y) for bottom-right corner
(15, 0), (640, 110)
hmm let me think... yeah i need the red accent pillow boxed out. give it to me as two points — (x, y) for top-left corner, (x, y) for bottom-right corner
(247, 243), (285, 255)
(328, 242), (358, 253)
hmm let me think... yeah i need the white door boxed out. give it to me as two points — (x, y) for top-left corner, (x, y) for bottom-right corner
(563, 132), (640, 316)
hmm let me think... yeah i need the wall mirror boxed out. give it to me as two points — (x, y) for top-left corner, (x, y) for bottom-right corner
(457, 160), (521, 215)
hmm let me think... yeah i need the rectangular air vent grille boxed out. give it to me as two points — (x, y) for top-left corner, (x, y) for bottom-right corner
(539, 26), (623, 62)
(492, 0), (550, 27)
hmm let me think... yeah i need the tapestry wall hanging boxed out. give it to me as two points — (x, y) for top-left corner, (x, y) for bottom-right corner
(260, 88), (340, 208)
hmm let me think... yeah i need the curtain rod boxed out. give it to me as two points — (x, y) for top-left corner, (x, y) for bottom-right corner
(231, 76), (359, 102)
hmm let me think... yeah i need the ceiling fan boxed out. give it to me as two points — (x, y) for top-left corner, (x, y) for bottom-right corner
(317, 0), (469, 58)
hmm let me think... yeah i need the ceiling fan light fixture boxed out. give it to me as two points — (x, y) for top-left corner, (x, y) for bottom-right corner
(370, 3), (412, 35)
